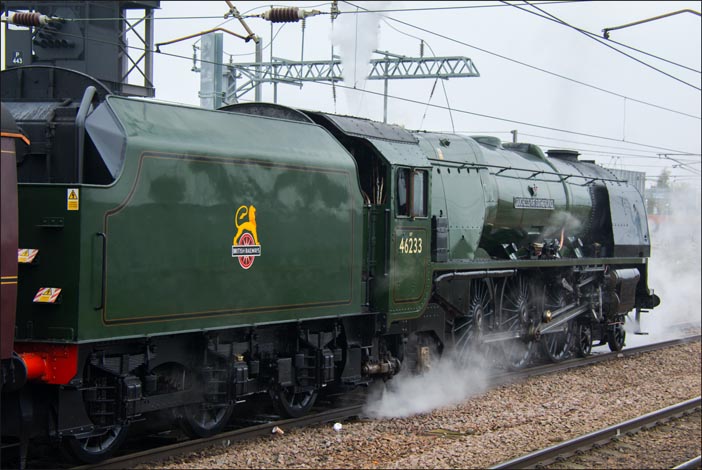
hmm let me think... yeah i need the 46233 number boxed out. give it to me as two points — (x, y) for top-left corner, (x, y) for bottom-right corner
(399, 236), (423, 254)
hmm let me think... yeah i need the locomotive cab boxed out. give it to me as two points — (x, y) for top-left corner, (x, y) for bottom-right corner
(301, 112), (434, 323)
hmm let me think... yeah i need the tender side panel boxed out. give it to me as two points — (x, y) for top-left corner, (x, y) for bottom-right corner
(100, 153), (358, 324)
(72, 97), (363, 340)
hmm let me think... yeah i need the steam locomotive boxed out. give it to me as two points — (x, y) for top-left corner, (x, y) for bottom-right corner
(1, 65), (659, 464)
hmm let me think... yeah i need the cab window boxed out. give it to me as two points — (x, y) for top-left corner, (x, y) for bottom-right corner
(412, 170), (427, 217)
(396, 168), (427, 218)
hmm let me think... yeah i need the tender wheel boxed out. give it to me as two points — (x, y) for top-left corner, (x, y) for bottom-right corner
(575, 322), (592, 357)
(499, 275), (538, 369)
(181, 402), (235, 438)
(64, 364), (130, 463)
(452, 279), (494, 364)
(64, 425), (129, 464)
(607, 323), (626, 352)
(540, 288), (573, 363)
(271, 386), (318, 418)
(179, 365), (235, 438)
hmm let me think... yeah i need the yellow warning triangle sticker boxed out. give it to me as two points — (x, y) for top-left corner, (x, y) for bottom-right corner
(68, 190), (78, 200)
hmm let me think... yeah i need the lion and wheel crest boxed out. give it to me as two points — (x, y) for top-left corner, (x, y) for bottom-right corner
(232, 205), (262, 269)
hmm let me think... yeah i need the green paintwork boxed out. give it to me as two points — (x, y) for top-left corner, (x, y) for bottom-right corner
(13, 97), (654, 342)
(416, 133), (592, 260)
(389, 221), (431, 320)
(478, 145), (592, 255)
(15, 97), (363, 341)
(357, 139), (434, 323)
(417, 135), (489, 261)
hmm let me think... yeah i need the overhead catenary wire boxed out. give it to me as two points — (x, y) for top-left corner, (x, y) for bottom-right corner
(225, 23), (287, 58)
(18, 22), (696, 159)
(38, 1), (579, 22)
(308, 79), (697, 156)
(437, 129), (698, 160)
(471, 136), (702, 173)
(608, 162), (701, 171)
(379, 19), (456, 132)
(517, 132), (702, 159)
(6, 5), (697, 168)
(341, 1), (701, 121)
(506, 0), (700, 91)
(505, 2), (701, 74)
(330, 0), (700, 78)
(602, 8), (702, 38)
(9, 1), (698, 76)
(531, 144), (672, 160)
(5, 2), (699, 120)
(659, 154), (702, 175)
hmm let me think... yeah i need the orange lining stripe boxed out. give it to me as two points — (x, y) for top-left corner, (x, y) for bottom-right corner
(1, 275), (18, 285)
(0, 131), (31, 146)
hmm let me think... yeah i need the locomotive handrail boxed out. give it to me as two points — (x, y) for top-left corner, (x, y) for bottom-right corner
(95, 232), (107, 310)
(434, 269), (515, 283)
(438, 160), (624, 185)
(384, 209), (390, 277)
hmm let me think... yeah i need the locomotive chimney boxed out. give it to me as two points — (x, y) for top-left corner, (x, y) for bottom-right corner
(546, 149), (580, 161)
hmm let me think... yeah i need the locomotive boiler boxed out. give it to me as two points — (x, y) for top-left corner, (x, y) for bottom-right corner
(1, 65), (659, 464)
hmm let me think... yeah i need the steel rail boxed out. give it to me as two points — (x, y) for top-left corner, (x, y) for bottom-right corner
(71, 334), (700, 470)
(489, 396), (702, 469)
(77, 404), (364, 470)
(674, 455), (702, 469)
(493, 334), (701, 387)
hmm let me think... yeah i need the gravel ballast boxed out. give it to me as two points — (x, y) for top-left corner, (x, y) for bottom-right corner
(141, 341), (701, 469)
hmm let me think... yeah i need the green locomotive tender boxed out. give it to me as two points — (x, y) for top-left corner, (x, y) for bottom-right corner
(1, 67), (659, 463)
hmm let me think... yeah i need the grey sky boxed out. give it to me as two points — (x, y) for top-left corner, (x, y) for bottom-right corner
(149, 1), (701, 190)
(2, 1), (700, 188)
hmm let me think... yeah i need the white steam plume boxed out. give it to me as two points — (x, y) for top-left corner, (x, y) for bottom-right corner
(363, 350), (491, 419)
(626, 188), (702, 345)
(330, 1), (392, 116)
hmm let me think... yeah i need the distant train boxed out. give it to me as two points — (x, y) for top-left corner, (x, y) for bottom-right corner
(1, 66), (659, 464)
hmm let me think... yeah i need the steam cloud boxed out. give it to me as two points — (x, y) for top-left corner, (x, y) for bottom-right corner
(363, 350), (491, 419)
(363, 188), (700, 418)
(626, 188), (702, 345)
(330, 1), (392, 116)
(544, 210), (583, 240)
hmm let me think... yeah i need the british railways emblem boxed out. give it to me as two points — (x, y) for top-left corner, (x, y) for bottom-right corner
(232, 205), (262, 269)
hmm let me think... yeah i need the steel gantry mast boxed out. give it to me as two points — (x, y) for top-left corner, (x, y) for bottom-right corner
(196, 3), (480, 121)
(222, 51), (480, 122)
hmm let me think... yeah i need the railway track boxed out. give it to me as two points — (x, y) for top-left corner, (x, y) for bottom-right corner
(489, 396), (701, 469)
(55, 334), (700, 470)
(75, 404), (366, 470)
